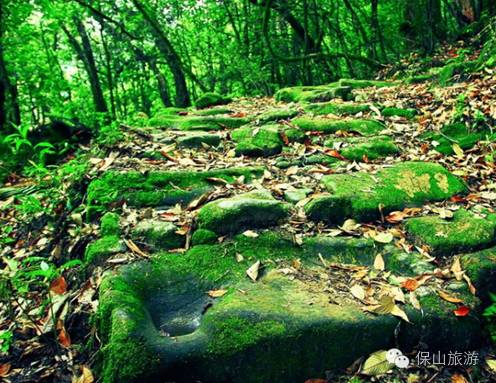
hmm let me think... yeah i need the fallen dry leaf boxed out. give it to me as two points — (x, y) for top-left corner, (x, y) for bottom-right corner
(246, 261), (261, 281)
(373, 253), (385, 271)
(438, 290), (463, 304)
(75, 366), (94, 383)
(208, 289), (228, 298)
(451, 373), (468, 383)
(350, 284), (366, 300)
(50, 276), (67, 295)
(0, 363), (11, 377)
(453, 306), (471, 317)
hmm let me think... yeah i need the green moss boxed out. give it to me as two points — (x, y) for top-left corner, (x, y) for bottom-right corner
(282, 126), (306, 143)
(196, 190), (289, 235)
(381, 107), (417, 119)
(195, 92), (232, 109)
(131, 220), (185, 250)
(338, 79), (397, 89)
(205, 317), (286, 355)
(176, 132), (221, 148)
(101, 212), (121, 237)
(405, 210), (496, 256)
(148, 114), (248, 130)
(293, 117), (384, 136)
(306, 162), (467, 223)
(405, 73), (435, 84)
(461, 247), (496, 298)
(85, 235), (125, 264)
(193, 107), (233, 116)
(232, 125), (283, 157)
(438, 61), (477, 86)
(191, 229), (218, 245)
(324, 136), (399, 161)
(422, 123), (489, 155)
(257, 108), (298, 124)
(87, 167), (263, 211)
(274, 83), (353, 103)
(304, 102), (371, 116)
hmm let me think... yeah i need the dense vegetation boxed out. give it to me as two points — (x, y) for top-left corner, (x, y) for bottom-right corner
(1, 1), (496, 382)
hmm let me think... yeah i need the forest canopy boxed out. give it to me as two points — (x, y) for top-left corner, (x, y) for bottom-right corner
(1, 0), (495, 132)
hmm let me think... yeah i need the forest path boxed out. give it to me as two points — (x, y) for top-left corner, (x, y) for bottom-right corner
(86, 77), (496, 382)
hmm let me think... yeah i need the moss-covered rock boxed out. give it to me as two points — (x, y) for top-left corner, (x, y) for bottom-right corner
(274, 153), (340, 169)
(293, 117), (384, 136)
(275, 84), (352, 103)
(193, 107), (234, 116)
(191, 229), (218, 245)
(85, 235), (125, 264)
(324, 135), (399, 161)
(405, 209), (496, 256)
(98, 232), (483, 383)
(283, 188), (312, 203)
(196, 190), (289, 235)
(101, 212), (121, 237)
(131, 219), (185, 251)
(421, 123), (490, 155)
(304, 102), (371, 116)
(257, 108), (298, 124)
(148, 114), (248, 130)
(381, 107), (417, 119)
(232, 124), (283, 157)
(87, 167), (263, 212)
(176, 132), (221, 148)
(306, 162), (467, 224)
(195, 92), (232, 109)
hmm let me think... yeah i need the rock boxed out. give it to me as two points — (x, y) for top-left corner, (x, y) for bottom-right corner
(305, 102), (371, 116)
(87, 167), (263, 212)
(196, 190), (289, 235)
(274, 154), (340, 169)
(100, 212), (121, 237)
(232, 125), (283, 157)
(381, 107), (417, 119)
(421, 123), (493, 155)
(85, 236), (125, 264)
(98, 232), (485, 383)
(191, 229), (217, 245)
(405, 209), (496, 256)
(283, 188), (312, 203)
(257, 108), (298, 124)
(148, 114), (248, 130)
(305, 162), (467, 224)
(176, 132), (221, 148)
(131, 219), (185, 251)
(195, 92), (232, 109)
(324, 135), (399, 161)
(193, 107), (233, 116)
(293, 117), (384, 136)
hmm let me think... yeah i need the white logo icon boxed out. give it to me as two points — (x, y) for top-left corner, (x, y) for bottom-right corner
(387, 348), (410, 369)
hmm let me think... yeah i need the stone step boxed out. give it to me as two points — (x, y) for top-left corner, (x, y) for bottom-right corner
(97, 232), (493, 383)
(305, 162), (467, 224)
(87, 167), (263, 212)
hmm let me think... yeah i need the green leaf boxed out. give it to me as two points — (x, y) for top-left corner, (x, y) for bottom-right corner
(362, 350), (394, 376)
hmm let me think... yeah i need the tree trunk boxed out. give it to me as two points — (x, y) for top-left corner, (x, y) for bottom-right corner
(148, 58), (171, 107)
(402, 0), (444, 53)
(74, 17), (108, 114)
(131, 0), (190, 107)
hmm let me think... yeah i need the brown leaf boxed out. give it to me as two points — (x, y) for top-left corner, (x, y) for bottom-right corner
(451, 373), (468, 383)
(208, 289), (228, 298)
(324, 149), (346, 161)
(0, 363), (11, 377)
(58, 322), (71, 347)
(246, 261), (261, 281)
(124, 239), (149, 258)
(373, 253), (385, 271)
(438, 290), (463, 304)
(50, 276), (67, 295)
(401, 278), (419, 292)
(75, 366), (94, 383)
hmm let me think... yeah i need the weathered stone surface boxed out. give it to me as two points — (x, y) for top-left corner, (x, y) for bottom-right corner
(131, 219), (185, 251)
(195, 92), (232, 109)
(98, 233), (485, 383)
(283, 188), (312, 203)
(257, 108), (298, 124)
(148, 114), (248, 130)
(275, 153), (340, 169)
(325, 135), (399, 161)
(176, 132), (221, 148)
(381, 107), (417, 119)
(87, 167), (263, 211)
(196, 190), (289, 235)
(293, 117), (384, 136)
(421, 123), (493, 155)
(305, 162), (467, 224)
(232, 125), (283, 157)
(405, 209), (496, 256)
(305, 101), (371, 116)
(85, 235), (125, 264)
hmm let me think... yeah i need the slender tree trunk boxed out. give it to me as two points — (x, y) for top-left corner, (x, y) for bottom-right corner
(371, 0), (387, 61)
(99, 23), (116, 118)
(131, 0), (190, 107)
(74, 17), (108, 113)
(148, 58), (171, 107)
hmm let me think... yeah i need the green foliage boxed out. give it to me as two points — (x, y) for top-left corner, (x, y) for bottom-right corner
(484, 293), (496, 344)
